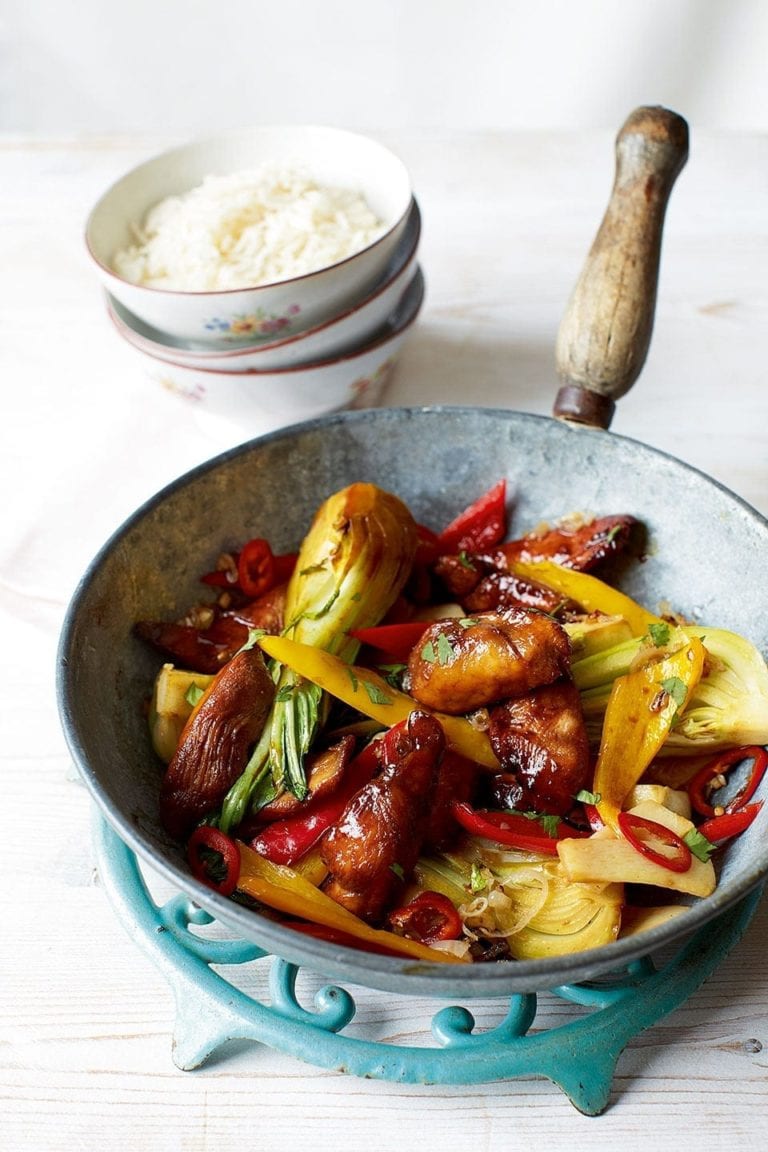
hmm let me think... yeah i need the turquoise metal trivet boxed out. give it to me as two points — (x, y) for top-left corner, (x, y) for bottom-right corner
(94, 814), (761, 1115)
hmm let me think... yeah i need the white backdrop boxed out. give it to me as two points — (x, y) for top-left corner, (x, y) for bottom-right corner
(4, 0), (768, 135)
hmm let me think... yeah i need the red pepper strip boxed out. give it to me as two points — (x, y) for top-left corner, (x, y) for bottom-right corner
(249, 739), (382, 865)
(698, 801), (763, 844)
(285, 921), (412, 957)
(187, 825), (241, 895)
(238, 538), (275, 599)
(349, 620), (430, 658)
(436, 479), (508, 555)
(414, 522), (441, 566)
(617, 812), (692, 873)
(387, 890), (463, 943)
(405, 523), (443, 605)
(201, 546), (296, 594)
(451, 801), (588, 856)
(687, 745), (768, 818)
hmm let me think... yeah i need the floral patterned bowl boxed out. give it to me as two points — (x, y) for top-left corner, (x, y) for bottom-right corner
(85, 126), (413, 346)
(123, 267), (424, 439)
(106, 199), (421, 369)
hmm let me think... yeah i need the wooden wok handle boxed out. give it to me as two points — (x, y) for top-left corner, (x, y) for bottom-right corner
(553, 106), (689, 429)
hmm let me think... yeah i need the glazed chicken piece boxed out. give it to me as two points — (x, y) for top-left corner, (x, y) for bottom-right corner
(432, 512), (637, 615)
(135, 583), (287, 674)
(406, 606), (571, 715)
(424, 750), (478, 851)
(462, 566), (577, 615)
(160, 647), (275, 839)
(486, 678), (591, 816)
(499, 514), (637, 571)
(321, 711), (445, 923)
(433, 553), (574, 615)
(232, 582), (287, 636)
(135, 615), (248, 674)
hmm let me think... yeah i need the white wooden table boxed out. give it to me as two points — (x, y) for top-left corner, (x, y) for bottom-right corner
(3, 127), (767, 1150)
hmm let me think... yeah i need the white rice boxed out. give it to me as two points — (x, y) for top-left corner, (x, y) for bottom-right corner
(112, 164), (386, 291)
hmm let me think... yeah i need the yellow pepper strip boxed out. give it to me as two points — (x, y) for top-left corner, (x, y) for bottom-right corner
(288, 844), (329, 887)
(593, 634), (706, 831)
(510, 559), (663, 637)
(258, 634), (499, 769)
(235, 841), (466, 964)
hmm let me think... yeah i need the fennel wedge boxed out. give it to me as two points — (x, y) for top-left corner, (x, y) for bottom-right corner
(575, 624), (768, 755)
(220, 483), (418, 831)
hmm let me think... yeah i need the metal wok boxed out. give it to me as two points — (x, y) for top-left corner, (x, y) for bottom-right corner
(57, 108), (768, 997)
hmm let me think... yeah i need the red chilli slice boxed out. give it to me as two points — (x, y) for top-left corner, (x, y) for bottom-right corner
(238, 538), (276, 599)
(387, 891), (463, 943)
(187, 825), (241, 895)
(617, 811), (692, 873)
(687, 745), (768, 818)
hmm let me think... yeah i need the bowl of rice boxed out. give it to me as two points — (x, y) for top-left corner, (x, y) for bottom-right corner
(105, 198), (421, 370)
(85, 125), (413, 346)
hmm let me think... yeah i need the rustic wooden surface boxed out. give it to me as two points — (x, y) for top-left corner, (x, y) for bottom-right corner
(2, 128), (767, 1150)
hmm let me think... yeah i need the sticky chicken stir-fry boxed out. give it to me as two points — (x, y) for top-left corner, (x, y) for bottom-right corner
(139, 480), (768, 965)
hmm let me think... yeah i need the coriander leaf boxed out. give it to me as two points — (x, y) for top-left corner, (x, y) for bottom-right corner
(470, 862), (487, 893)
(575, 788), (602, 805)
(508, 808), (561, 838)
(436, 632), (455, 666)
(361, 678), (393, 706)
(421, 640), (437, 663)
(537, 814), (561, 839)
(661, 675), (687, 712)
(684, 827), (715, 862)
(457, 550), (476, 571)
(378, 662), (407, 688)
(390, 862), (405, 880)
(648, 622), (671, 647)
(184, 683), (205, 707)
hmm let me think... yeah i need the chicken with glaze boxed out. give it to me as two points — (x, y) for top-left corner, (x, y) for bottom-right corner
(405, 606), (572, 715)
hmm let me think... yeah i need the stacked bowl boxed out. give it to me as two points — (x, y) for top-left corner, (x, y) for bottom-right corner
(86, 126), (423, 434)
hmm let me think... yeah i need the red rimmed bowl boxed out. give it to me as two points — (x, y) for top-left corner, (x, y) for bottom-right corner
(86, 125), (413, 346)
(106, 199), (421, 370)
(119, 268), (424, 438)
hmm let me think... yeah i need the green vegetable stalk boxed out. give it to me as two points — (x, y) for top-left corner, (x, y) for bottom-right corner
(219, 483), (417, 832)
